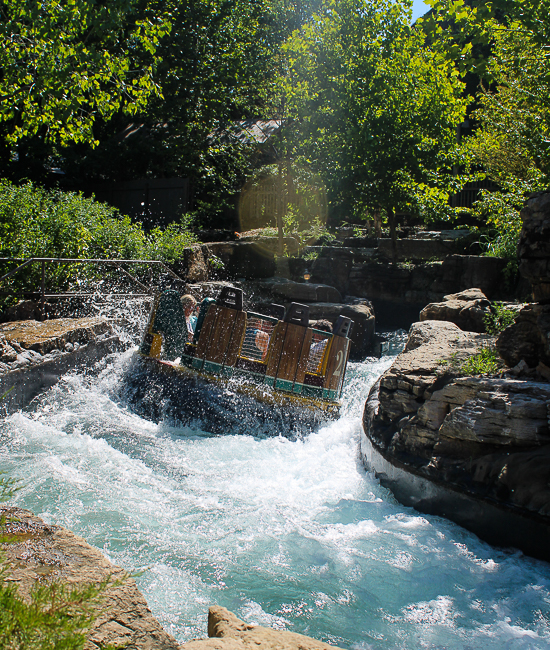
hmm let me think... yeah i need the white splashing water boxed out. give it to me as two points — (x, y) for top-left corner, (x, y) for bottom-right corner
(1, 348), (550, 649)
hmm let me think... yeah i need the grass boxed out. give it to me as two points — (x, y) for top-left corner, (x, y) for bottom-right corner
(0, 474), (121, 649)
(438, 344), (505, 377)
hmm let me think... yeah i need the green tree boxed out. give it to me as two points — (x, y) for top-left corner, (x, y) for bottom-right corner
(0, 0), (170, 152)
(46, 0), (287, 227)
(421, 0), (550, 259)
(280, 0), (469, 257)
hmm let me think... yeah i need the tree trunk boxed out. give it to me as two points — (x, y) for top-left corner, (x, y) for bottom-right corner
(388, 207), (398, 265)
(373, 208), (382, 238)
(276, 160), (284, 256)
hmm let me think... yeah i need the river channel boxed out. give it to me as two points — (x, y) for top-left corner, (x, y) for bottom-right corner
(1, 343), (550, 649)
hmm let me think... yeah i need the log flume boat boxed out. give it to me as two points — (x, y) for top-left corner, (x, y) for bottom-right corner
(125, 286), (353, 433)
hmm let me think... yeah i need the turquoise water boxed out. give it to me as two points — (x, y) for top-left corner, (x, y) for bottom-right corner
(1, 348), (550, 649)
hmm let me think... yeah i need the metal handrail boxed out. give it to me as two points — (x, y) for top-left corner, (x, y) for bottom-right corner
(0, 257), (185, 320)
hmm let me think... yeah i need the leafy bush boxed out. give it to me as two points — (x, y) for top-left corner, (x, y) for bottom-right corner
(0, 180), (146, 260)
(0, 179), (197, 305)
(483, 303), (517, 334)
(459, 346), (504, 376)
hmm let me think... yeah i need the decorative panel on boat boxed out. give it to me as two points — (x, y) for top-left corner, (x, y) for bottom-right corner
(266, 322), (310, 392)
(265, 322), (287, 379)
(195, 306), (220, 362)
(323, 336), (350, 395)
(206, 307), (239, 365)
(223, 311), (247, 366)
(196, 306), (247, 371)
(293, 328), (313, 390)
(276, 323), (308, 382)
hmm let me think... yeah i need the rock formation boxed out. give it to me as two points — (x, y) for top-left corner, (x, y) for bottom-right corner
(517, 191), (550, 302)
(1, 508), (347, 650)
(181, 606), (344, 650)
(362, 320), (550, 560)
(0, 317), (121, 414)
(495, 192), (550, 370)
(0, 507), (181, 650)
(419, 288), (492, 332)
(497, 302), (550, 369)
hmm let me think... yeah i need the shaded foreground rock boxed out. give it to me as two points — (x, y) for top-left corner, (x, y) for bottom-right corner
(497, 302), (550, 369)
(419, 288), (492, 332)
(361, 320), (550, 560)
(181, 606), (345, 650)
(0, 317), (121, 414)
(0, 507), (181, 650)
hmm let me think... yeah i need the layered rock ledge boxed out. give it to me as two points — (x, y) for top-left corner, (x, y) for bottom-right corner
(181, 606), (345, 650)
(0, 317), (121, 415)
(361, 320), (550, 561)
(0, 506), (181, 650)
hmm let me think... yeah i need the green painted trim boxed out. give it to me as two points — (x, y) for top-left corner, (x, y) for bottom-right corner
(264, 376), (275, 387)
(275, 378), (294, 392)
(322, 388), (338, 400)
(233, 369), (265, 383)
(292, 382), (303, 394)
(221, 366), (234, 378)
(203, 360), (223, 375)
(301, 385), (323, 399)
(191, 357), (204, 371)
(180, 355), (195, 369)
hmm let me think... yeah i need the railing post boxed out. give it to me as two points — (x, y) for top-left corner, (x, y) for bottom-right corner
(40, 260), (45, 321)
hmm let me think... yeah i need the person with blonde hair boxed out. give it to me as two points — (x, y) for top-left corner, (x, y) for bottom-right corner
(181, 294), (197, 340)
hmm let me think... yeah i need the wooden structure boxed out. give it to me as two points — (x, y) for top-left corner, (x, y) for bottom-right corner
(140, 287), (353, 409)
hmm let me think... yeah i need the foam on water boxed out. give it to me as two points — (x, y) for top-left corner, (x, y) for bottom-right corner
(2, 347), (550, 649)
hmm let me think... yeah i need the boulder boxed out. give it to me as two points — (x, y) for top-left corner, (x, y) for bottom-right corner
(497, 302), (550, 368)
(187, 245), (209, 282)
(362, 319), (550, 541)
(270, 280), (342, 303)
(0, 317), (114, 355)
(517, 192), (550, 301)
(181, 606), (344, 650)
(207, 242), (276, 280)
(418, 377), (550, 449)
(419, 288), (491, 332)
(0, 507), (181, 650)
(366, 320), (491, 456)
(0, 317), (121, 414)
(0, 334), (17, 362)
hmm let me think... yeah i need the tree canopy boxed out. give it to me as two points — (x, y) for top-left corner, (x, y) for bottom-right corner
(1, 0), (549, 247)
(0, 0), (170, 147)
(277, 0), (468, 247)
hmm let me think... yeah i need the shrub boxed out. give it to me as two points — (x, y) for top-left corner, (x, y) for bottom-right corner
(459, 346), (504, 376)
(0, 179), (197, 306)
(483, 303), (518, 335)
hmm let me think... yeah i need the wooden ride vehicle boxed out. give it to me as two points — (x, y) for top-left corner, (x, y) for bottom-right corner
(138, 286), (353, 415)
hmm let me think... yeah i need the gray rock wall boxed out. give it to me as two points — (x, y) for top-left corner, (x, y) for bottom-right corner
(518, 192), (550, 302)
(362, 320), (550, 560)
(0, 317), (122, 415)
